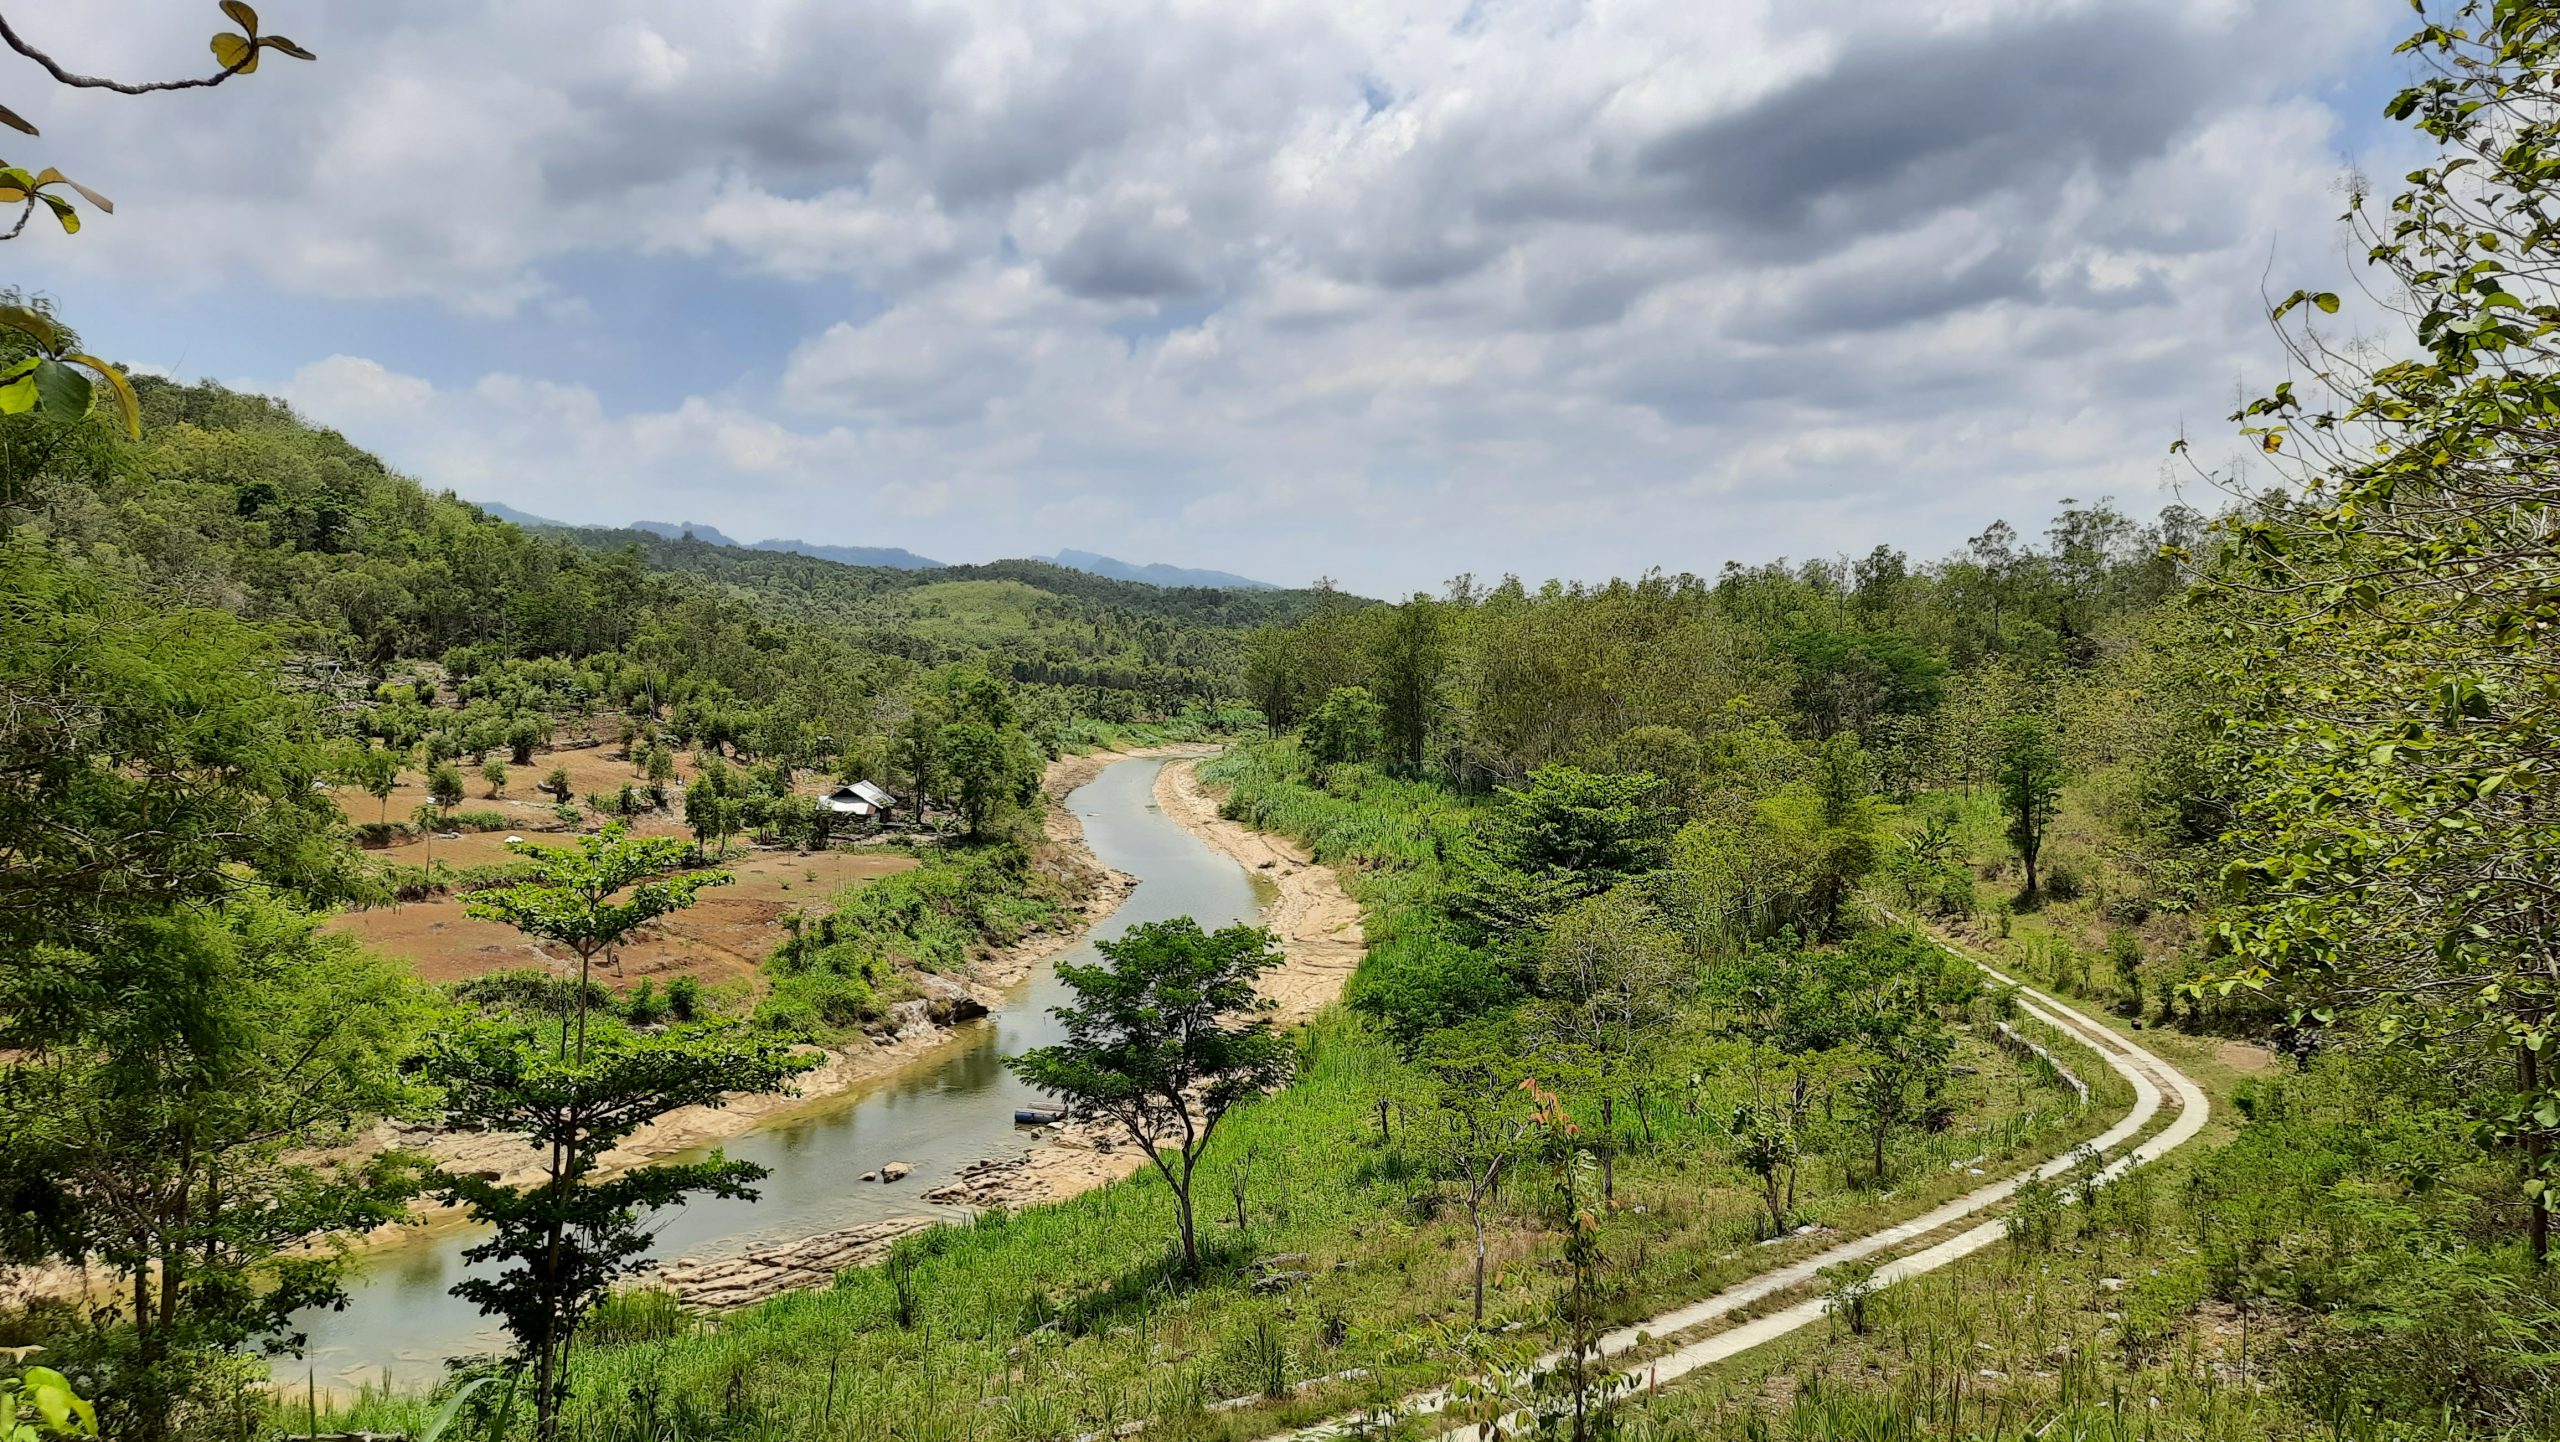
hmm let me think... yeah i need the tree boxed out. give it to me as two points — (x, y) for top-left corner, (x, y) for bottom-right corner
(682, 773), (739, 857)
(1006, 918), (1294, 1274)
(436, 825), (783, 1440)
(462, 825), (731, 1059)
(896, 698), (944, 823)
(1241, 624), (1303, 733)
(1805, 733), (1882, 935)
(356, 742), (402, 823)
(1732, 1097), (1802, 1238)
(941, 717), (1042, 840)
(1369, 596), (1445, 773)
(2192, 0), (2560, 1266)
(1994, 716), (2063, 895)
(507, 716), (542, 766)
(1531, 889), (1685, 1202)
(426, 1022), (812, 1441)
(1417, 1033), (1536, 1323)
(428, 760), (466, 813)
(1449, 765), (1675, 940)
(542, 765), (574, 804)
(0, 542), (375, 1438)
(1842, 988), (1953, 1183)
(2, 899), (423, 1436)
(1303, 684), (1384, 768)
(481, 755), (509, 798)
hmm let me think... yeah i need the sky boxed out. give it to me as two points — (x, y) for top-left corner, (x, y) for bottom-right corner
(8, 0), (2420, 595)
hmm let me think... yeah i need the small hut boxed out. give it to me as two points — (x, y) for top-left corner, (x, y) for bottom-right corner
(822, 780), (900, 820)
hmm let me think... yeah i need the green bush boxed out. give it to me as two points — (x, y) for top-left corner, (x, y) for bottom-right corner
(1345, 929), (1518, 1050)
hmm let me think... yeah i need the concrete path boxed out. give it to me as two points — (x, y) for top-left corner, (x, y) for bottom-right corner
(1284, 922), (2211, 1440)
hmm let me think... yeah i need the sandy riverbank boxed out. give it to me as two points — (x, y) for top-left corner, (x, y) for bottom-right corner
(775, 752), (1368, 1226)
(1154, 757), (1364, 1024)
(651, 748), (1373, 1308)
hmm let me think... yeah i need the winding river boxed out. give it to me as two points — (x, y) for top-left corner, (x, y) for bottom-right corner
(290, 756), (1260, 1390)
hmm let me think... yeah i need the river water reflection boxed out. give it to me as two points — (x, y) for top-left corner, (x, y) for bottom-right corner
(288, 756), (1258, 1390)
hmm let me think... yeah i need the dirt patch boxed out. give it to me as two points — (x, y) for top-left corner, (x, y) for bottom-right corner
(2215, 1038), (2277, 1075)
(1153, 757), (1364, 1023)
(327, 847), (918, 992)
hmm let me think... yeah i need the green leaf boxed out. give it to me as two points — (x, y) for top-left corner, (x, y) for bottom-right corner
(39, 193), (76, 235)
(219, 1), (261, 34)
(0, 305), (57, 350)
(260, 35), (317, 61)
(0, 362), (37, 417)
(67, 355), (139, 438)
(0, 102), (36, 137)
(23, 1367), (89, 1436)
(2313, 291), (2341, 314)
(210, 31), (260, 74)
(414, 1374), (500, 1442)
(30, 359), (90, 423)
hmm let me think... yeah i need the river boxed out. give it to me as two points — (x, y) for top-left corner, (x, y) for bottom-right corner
(288, 755), (1261, 1391)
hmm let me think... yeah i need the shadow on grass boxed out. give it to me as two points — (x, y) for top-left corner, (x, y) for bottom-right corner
(1045, 1230), (1261, 1339)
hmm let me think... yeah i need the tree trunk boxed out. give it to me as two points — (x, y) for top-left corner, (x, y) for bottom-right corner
(1873, 1120), (1888, 1184)
(1172, 1177), (1200, 1275)
(1471, 1212), (1488, 1323)
(2526, 1040), (2549, 1267)
(1600, 1095), (1615, 1205)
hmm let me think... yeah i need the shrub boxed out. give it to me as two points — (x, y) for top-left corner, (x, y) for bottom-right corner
(1345, 930), (1519, 1051)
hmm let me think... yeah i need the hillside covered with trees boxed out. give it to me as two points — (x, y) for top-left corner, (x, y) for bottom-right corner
(5, 4), (2560, 1442)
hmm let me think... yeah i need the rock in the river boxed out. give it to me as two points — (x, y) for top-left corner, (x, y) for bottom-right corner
(924, 1152), (1038, 1208)
(880, 1160), (912, 1182)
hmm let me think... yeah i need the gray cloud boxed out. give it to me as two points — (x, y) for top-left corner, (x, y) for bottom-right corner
(5, 0), (2414, 593)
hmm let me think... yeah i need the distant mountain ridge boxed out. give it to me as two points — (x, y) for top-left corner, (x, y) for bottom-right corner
(1044, 549), (1277, 591)
(471, 499), (571, 530)
(630, 520), (941, 571)
(618, 522), (1270, 590)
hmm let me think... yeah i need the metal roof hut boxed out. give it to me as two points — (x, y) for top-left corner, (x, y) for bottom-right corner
(823, 780), (899, 819)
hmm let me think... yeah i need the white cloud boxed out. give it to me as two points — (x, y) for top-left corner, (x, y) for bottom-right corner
(15, 0), (2423, 591)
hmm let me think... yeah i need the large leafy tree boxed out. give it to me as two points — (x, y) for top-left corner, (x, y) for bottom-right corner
(0, 542), (399, 1437)
(426, 1024), (813, 1442)
(1449, 765), (1675, 940)
(1006, 918), (1294, 1275)
(1994, 715), (2064, 896)
(462, 825), (731, 1058)
(2197, 0), (2560, 1265)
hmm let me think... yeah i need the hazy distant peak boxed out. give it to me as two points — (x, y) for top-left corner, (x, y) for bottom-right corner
(469, 498), (570, 529)
(1047, 549), (1276, 591)
(631, 519), (744, 548)
(749, 537), (943, 570)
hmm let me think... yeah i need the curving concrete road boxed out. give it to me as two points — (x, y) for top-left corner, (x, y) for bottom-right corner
(1285, 921), (2211, 1441)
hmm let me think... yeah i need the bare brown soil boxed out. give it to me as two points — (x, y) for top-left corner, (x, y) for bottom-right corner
(328, 846), (918, 993)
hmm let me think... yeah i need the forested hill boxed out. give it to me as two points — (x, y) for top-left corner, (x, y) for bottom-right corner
(534, 521), (1327, 634)
(5, 372), (1329, 710)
